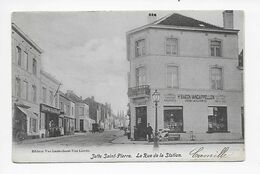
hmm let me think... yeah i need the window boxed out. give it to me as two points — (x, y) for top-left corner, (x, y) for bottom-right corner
(72, 107), (74, 115)
(49, 91), (53, 106)
(22, 81), (28, 100)
(15, 77), (21, 97)
(66, 105), (70, 115)
(16, 46), (22, 66)
(32, 85), (37, 103)
(60, 102), (64, 112)
(167, 66), (179, 88)
(211, 67), (223, 90)
(135, 39), (146, 57)
(32, 58), (37, 75)
(164, 106), (183, 132)
(210, 40), (222, 57)
(23, 51), (28, 70)
(30, 118), (37, 132)
(166, 38), (178, 55)
(136, 66), (146, 86)
(55, 96), (58, 108)
(77, 107), (84, 115)
(42, 87), (47, 103)
(208, 106), (227, 132)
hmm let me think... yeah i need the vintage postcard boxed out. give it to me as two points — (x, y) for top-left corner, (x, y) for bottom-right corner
(11, 10), (244, 162)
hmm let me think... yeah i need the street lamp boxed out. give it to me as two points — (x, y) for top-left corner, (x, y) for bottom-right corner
(152, 89), (160, 148)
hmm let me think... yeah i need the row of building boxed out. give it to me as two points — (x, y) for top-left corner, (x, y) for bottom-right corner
(127, 11), (244, 141)
(11, 23), (120, 140)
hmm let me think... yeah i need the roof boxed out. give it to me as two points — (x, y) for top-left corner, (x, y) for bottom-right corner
(127, 12), (239, 35)
(155, 13), (224, 30)
(12, 23), (43, 54)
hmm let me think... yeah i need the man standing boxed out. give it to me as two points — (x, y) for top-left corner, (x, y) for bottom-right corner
(146, 123), (153, 142)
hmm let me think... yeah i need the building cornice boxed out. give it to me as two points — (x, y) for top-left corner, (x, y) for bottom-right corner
(12, 23), (43, 54)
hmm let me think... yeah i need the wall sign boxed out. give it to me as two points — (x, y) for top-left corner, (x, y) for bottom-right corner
(40, 104), (60, 114)
(164, 93), (226, 103)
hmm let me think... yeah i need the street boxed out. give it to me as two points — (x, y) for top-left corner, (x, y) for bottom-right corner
(13, 129), (125, 148)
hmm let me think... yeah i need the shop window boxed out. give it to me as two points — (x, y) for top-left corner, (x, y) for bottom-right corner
(211, 67), (223, 90)
(167, 65), (179, 88)
(135, 39), (146, 57)
(210, 40), (222, 57)
(15, 77), (21, 97)
(164, 106), (183, 132)
(166, 38), (178, 55)
(16, 46), (22, 66)
(208, 106), (228, 133)
(136, 66), (146, 86)
(30, 118), (37, 133)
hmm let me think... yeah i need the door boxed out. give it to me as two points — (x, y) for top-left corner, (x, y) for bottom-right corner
(164, 106), (183, 132)
(80, 119), (84, 132)
(135, 106), (147, 140)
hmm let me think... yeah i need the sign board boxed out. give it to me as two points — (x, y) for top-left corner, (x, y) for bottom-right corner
(40, 104), (60, 115)
(164, 93), (226, 103)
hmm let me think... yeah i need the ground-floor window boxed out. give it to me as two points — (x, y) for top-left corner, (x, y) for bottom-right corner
(208, 106), (227, 133)
(164, 106), (183, 132)
(30, 118), (37, 133)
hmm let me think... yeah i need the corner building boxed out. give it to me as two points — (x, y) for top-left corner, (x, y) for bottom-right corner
(127, 12), (244, 141)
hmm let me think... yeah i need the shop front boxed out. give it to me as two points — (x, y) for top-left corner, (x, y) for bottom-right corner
(64, 116), (75, 135)
(40, 104), (61, 138)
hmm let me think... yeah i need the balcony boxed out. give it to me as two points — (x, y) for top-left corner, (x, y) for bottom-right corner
(128, 85), (150, 98)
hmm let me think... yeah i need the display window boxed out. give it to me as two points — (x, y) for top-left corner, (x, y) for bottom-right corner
(163, 106), (183, 132)
(208, 106), (227, 132)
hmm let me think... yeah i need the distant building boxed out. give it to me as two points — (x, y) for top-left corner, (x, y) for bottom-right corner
(59, 92), (75, 135)
(39, 70), (61, 138)
(127, 11), (243, 141)
(12, 23), (43, 140)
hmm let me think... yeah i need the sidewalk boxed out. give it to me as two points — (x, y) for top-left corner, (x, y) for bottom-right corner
(112, 135), (245, 145)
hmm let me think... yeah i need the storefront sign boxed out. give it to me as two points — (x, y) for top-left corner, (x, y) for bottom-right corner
(40, 104), (60, 115)
(164, 93), (226, 103)
(133, 98), (147, 105)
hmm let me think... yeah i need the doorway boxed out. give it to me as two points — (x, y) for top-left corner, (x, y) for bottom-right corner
(135, 106), (147, 140)
(80, 119), (84, 132)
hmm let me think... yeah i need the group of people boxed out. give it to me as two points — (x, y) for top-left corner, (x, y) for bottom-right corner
(134, 123), (154, 142)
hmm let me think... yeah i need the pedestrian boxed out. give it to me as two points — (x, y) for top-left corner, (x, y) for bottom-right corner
(146, 123), (153, 142)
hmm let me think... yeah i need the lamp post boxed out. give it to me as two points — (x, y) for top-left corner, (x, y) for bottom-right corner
(152, 89), (160, 148)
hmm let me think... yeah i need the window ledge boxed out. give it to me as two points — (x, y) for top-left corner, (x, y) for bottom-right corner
(206, 131), (230, 133)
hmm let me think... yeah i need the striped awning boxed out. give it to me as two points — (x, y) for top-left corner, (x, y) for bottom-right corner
(17, 106), (38, 119)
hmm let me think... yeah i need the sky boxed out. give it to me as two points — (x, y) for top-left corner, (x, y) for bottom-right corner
(12, 11), (244, 114)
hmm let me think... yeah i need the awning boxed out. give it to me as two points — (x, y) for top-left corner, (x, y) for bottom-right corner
(17, 106), (38, 119)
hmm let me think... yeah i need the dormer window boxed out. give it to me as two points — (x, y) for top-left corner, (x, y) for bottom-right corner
(210, 39), (222, 57)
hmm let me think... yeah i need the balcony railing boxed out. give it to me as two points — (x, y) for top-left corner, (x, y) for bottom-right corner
(128, 85), (150, 98)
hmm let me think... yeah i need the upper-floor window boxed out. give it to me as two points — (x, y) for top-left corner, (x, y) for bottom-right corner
(23, 51), (28, 70)
(22, 81), (28, 100)
(15, 77), (21, 97)
(16, 46), (22, 66)
(49, 90), (53, 106)
(42, 87), (47, 103)
(60, 102), (64, 112)
(135, 39), (146, 57)
(32, 85), (37, 103)
(166, 38), (178, 55)
(167, 65), (179, 88)
(66, 104), (70, 115)
(210, 40), (222, 57)
(77, 107), (84, 115)
(72, 107), (74, 115)
(136, 66), (146, 86)
(211, 67), (223, 90)
(55, 96), (58, 108)
(32, 58), (37, 75)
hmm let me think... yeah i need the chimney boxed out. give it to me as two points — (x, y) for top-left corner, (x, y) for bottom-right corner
(223, 10), (234, 29)
(147, 13), (157, 24)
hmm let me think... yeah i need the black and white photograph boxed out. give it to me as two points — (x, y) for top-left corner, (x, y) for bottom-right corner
(10, 10), (245, 162)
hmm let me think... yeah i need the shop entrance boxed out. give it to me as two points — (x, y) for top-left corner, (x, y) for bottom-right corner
(164, 106), (183, 133)
(135, 106), (147, 141)
(80, 119), (84, 132)
(45, 113), (59, 137)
